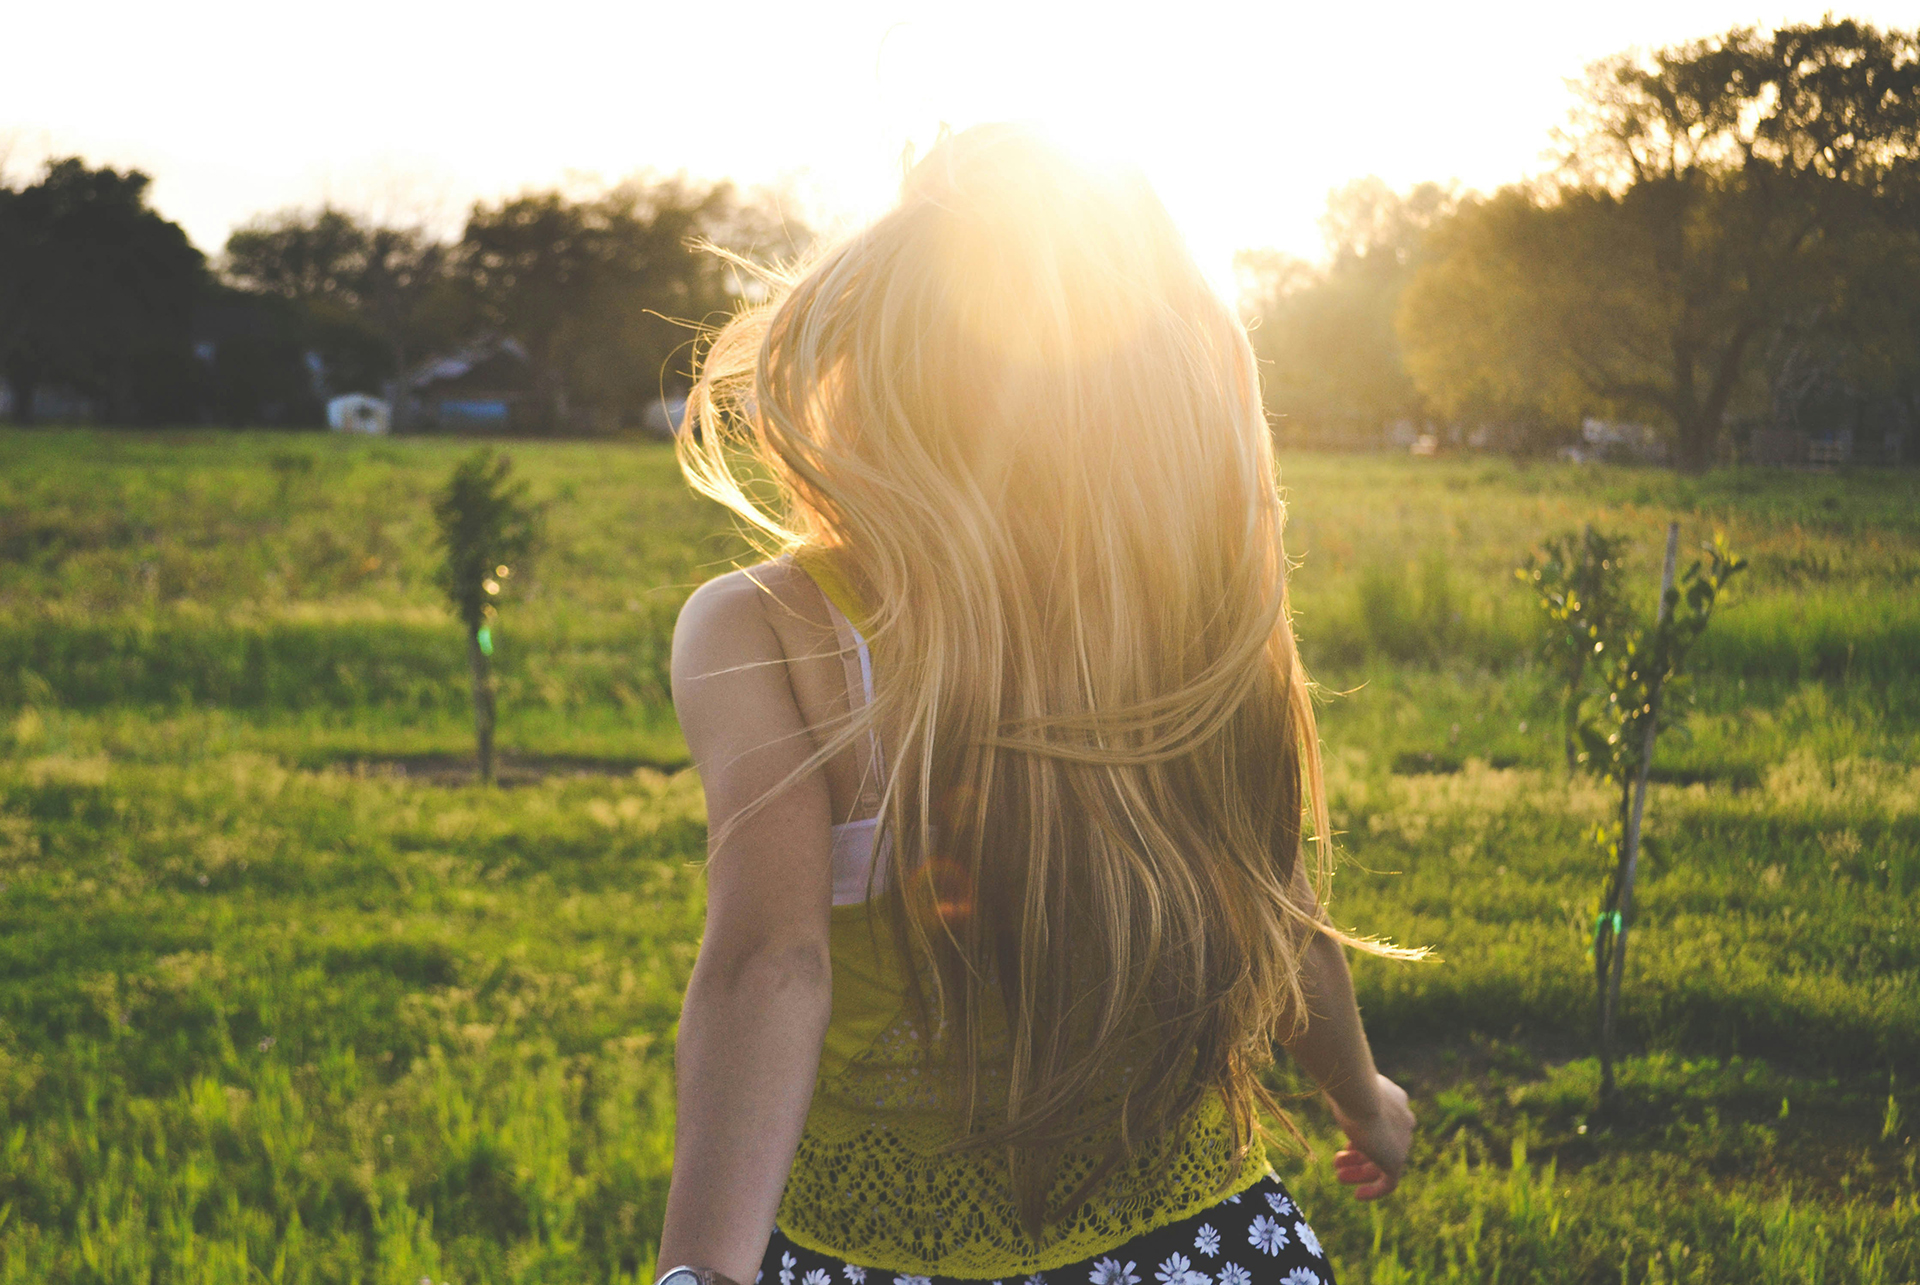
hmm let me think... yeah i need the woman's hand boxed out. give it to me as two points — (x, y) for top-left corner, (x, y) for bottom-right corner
(1326, 1073), (1413, 1200)
(1278, 911), (1417, 1202)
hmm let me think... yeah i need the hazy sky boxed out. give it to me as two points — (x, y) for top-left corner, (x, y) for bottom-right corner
(7, 1), (1917, 297)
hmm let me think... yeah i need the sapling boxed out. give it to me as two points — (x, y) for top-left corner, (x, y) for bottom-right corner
(432, 449), (542, 784)
(1521, 523), (1746, 1108)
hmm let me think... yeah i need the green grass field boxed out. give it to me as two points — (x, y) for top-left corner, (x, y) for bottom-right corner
(1, 429), (1914, 1283)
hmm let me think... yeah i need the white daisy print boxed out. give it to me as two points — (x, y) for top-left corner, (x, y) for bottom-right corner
(1281, 1270), (1321, 1285)
(844, 1269), (867, 1284)
(803, 1270), (832, 1285)
(1193, 1225), (1221, 1257)
(1224, 1194), (1242, 1204)
(1088, 1259), (1138, 1285)
(892, 1276), (931, 1285)
(1154, 1253), (1193, 1285)
(1215, 1265), (1251, 1285)
(1264, 1191), (1295, 1218)
(1027, 1275), (1047, 1285)
(1293, 1221), (1322, 1259)
(780, 1253), (798, 1285)
(1247, 1214), (1289, 1256)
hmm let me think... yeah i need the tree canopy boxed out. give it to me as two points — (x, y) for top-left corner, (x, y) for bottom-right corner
(1397, 18), (1920, 469)
(216, 176), (804, 433)
(224, 209), (456, 423)
(458, 176), (803, 432)
(1236, 178), (1458, 446)
(6, 15), (1914, 457)
(0, 159), (206, 425)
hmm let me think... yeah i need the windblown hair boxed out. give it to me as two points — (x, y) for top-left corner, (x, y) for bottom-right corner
(681, 124), (1409, 1232)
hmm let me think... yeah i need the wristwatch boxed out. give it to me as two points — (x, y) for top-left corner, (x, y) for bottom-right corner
(657, 1267), (745, 1285)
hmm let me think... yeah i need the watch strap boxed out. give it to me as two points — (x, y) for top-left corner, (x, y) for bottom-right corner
(657, 1266), (745, 1285)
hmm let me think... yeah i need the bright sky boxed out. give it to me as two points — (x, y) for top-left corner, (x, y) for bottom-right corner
(7, 1), (1917, 299)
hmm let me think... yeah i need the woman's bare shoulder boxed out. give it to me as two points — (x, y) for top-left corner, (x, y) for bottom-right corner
(671, 559), (831, 689)
(675, 557), (820, 636)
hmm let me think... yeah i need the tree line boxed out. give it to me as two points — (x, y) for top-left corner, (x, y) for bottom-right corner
(0, 163), (804, 432)
(4, 17), (1916, 466)
(1239, 17), (1920, 470)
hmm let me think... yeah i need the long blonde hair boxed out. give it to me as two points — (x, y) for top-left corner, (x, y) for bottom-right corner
(681, 124), (1406, 1231)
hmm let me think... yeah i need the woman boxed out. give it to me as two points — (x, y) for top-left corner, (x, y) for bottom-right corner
(661, 125), (1416, 1285)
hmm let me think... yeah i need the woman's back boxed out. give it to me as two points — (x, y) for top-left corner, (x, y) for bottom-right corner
(654, 125), (1416, 1285)
(754, 552), (1269, 1276)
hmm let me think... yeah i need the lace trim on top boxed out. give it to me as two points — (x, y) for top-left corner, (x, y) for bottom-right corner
(779, 953), (1269, 1277)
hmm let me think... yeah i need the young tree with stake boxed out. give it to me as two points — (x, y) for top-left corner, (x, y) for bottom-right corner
(1522, 523), (1745, 1109)
(433, 449), (541, 784)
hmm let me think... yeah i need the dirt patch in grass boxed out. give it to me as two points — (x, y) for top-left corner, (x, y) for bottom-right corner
(327, 751), (689, 786)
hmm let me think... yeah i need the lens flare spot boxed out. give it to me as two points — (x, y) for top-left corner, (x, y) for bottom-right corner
(915, 856), (975, 929)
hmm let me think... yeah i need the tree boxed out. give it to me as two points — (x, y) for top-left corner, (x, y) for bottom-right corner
(195, 284), (328, 427)
(458, 176), (805, 433)
(432, 450), (542, 785)
(223, 207), (368, 305)
(1400, 19), (1920, 471)
(0, 159), (205, 424)
(225, 208), (452, 423)
(355, 225), (451, 421)
(1236, 179), (1457, 446)
(1758, 191), (1920, 455)
(1521, 526), (1745, 1108)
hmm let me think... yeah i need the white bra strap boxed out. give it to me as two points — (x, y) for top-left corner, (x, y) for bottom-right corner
(854, 627), (876, 707)
(820, 596), (885, 816)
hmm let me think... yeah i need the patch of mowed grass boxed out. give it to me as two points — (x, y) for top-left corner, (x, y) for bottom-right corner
(1261, 1044), (1920, 1282)
(1290, 1126), (1920, 1285)
(4, 738), (1912, 1282)
(5, 430), (1920, 1281)
(0, 749), (709, 1282)
(7, 702), (691, 777)
(1324, 753), (1920, 1071)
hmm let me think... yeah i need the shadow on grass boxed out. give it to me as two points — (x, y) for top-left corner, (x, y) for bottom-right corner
(325, 750), (691, 786)
(1387, 749), (1762, 790)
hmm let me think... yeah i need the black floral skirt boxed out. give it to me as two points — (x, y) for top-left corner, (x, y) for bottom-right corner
(761, 1175), (1335, 1285)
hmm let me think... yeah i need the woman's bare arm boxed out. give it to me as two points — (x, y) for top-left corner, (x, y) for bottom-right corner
(658, 572), (836, 1283)
(1280, 867), (1415, 1199)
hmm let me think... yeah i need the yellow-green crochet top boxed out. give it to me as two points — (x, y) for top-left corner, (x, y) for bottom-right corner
(776, 551), (1268, 1278)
